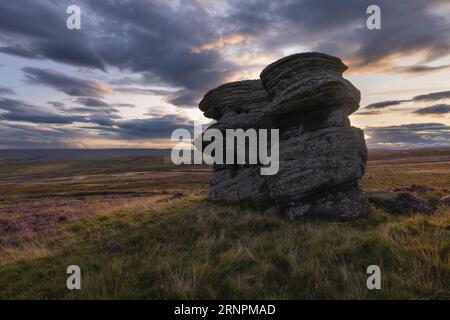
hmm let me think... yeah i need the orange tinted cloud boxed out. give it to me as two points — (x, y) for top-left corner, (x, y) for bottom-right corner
(192, 33), (254, 53)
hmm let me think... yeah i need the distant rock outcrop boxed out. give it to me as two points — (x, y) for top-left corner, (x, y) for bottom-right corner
(198, 52), (369, 221)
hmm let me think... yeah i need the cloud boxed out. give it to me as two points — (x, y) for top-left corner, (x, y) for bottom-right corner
(394, 64), (450, 74)
(0, 87), (15, 96)
(413, 104), (450, 115)
(1, 1), (450, 148)
(192, 33), (254, 53)
(0, 0), (236, 107)
(0, 1), (105, 69)
(23, 67), (111, 97)
(2, 0), (449, 107)
(365, 123), (450, 149)
(412, 90), (450, 102)
(115, 114), (192, 139)
(76, 98), (110, 108)
(113, 87), (175, 96)
(112, 103), (135, 108)
(224, 0), (450, 71)
(0, 46), (43, 59)
(85, 115), (116, 127)
(364, 100), (408, 110)
(0, 123), (84, 148)
(365, 90), (450, 110)
(0, 96), (190, 138)
(166, 90), (201, 108)
(2, 0), (450, 86)
(353, 110), (381, 116)
(0, 97), (118, 126)
(47, 101), (65, 109)
(0, 97), (85, 124)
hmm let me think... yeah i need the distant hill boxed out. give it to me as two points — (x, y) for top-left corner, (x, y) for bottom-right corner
(0, 147), (449, 162)
(368, 147), (450, 161)
(0, 149), (171, 161)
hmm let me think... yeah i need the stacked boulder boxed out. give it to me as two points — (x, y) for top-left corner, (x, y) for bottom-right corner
(198, 52), (368, 221)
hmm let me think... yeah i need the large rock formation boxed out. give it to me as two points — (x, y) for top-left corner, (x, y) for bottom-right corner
(198, 52), (368, 221)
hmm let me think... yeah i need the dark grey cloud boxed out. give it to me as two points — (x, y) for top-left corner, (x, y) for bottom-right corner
(365, 100), (408, 110)
(413, 104), (450, 115)
(0, 0), (235, 105)
(364, 89), (450, 110)
(394, 64), (450, 74)
(1, 0), (449, 108)
(0, 2), (104, 69)
(23, 67), (110, 97)
(225, 0), (450, 70)
(0, 95), (188, 137)
(365, 123), (450, 149)
(166, 90), (201, 108)
(2, 0), (450, 84)
(76, 97), (110, 108)
(1, 0), (450, 148)
(52, 98), (132, 115)
(114, 86), (198, 107)
(0, 97), (118, 126)
(413, 90), (450, 102)
(86, 115), (116, 127)
(0, 87), (15, 96)
(0, 46), (43, 59)
(0, 123), (83, 148)
(0, 97), (85, 124)
(115, 114), (192, 139)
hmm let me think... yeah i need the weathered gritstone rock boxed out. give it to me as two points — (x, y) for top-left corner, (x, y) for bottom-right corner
(199, 80), (268, 128)
(259, 52), (360, 130)
(198, 79), (269, 155)
(268, 126), (367, 217)
(198, 52), (369, 220)
(208, 165), (268, 203)
(199, 80), (269, 203)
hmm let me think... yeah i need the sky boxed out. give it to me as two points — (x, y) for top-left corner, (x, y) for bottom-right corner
(0, 0), (449, 149)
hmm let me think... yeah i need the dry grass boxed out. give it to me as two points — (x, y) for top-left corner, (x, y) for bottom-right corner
(0, 150), (448, 299)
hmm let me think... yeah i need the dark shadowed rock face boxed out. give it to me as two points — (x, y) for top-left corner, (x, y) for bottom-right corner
(198, 52), (369, 221)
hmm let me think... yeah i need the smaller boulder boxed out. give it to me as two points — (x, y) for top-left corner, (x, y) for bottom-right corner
(393, 184), (434, 193)
(366, 191), (433, 215)
(392, 192), (434, 215)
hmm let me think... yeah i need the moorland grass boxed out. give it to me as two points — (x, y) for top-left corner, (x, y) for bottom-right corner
(0, 152), (448, 299)
(0, 195), (448, 299)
